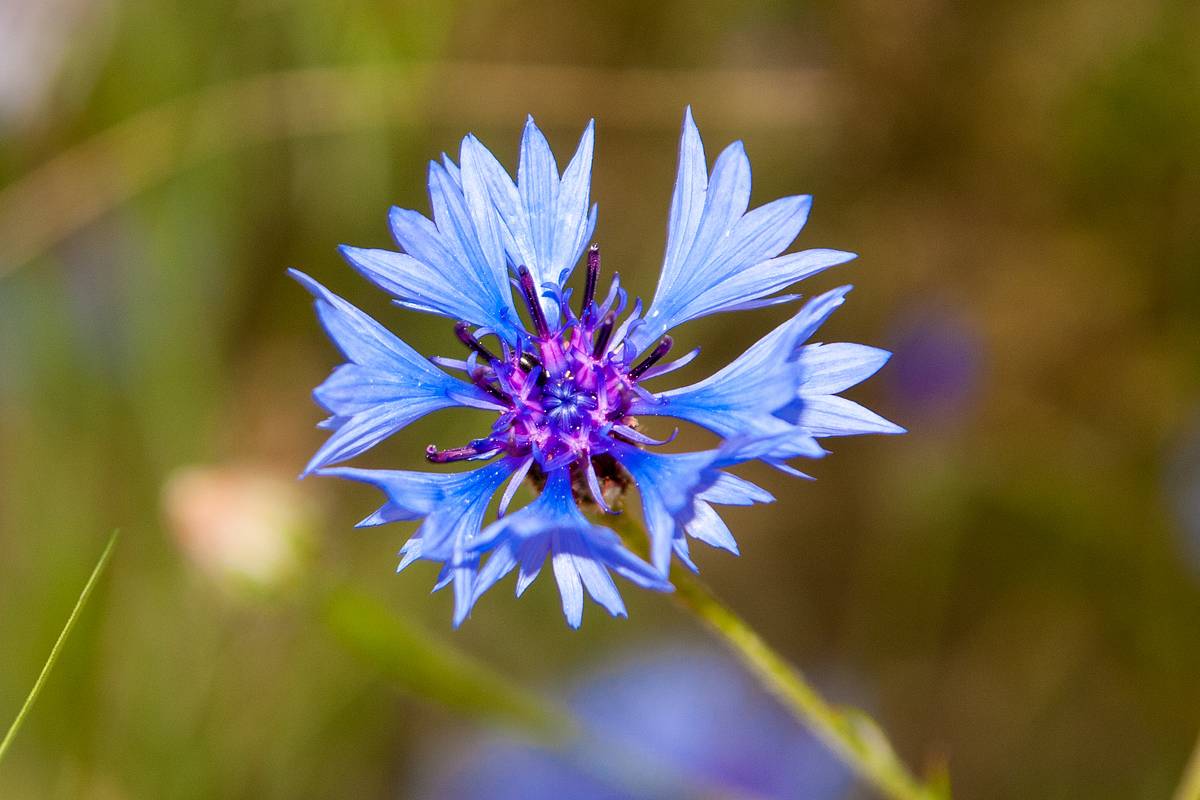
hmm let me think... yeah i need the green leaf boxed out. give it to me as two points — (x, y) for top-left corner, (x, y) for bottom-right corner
(321, 587), (574, 742)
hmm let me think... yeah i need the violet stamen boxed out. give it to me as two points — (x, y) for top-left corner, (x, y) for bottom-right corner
(470, 368), (510, 405)
(455, 321), (498, 362)
(425, 442), (498, 463)
(629, 335), (673, 380)
(592, 311), (616, 358)
(516, 265), (552, 338)
(582, 242), (600, 314)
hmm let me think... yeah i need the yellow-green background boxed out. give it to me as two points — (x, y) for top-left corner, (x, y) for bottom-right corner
(2, 2), (1199, 798)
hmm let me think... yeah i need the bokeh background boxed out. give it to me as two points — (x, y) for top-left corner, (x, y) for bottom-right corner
(2, 1), (1200, 798)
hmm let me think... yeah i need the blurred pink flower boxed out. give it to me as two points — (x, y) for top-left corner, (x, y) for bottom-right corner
(163, 464), (316, 592)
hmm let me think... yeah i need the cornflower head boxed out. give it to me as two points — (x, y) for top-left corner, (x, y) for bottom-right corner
(293, 108), (902, 627)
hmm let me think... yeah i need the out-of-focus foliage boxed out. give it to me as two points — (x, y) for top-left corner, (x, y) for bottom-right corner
(1, 1), (1198, 798)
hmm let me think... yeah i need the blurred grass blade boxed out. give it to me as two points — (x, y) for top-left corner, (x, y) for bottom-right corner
(0, 531), (118, 764)
(322, 587), (574, 742)
(0, 63), (829, 276)
(1174, 728), (1200, 800)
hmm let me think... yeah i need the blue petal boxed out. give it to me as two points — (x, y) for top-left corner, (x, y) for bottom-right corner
(648, 248), (857, 346)
(306, 399), (482, 477)
(612, 445), (724, 573)
(461, 119), (596, 320)
(450, 559), (479, 627)
(659, 106), (708, 296)
(614, 433), (800, 572)
(685, 501), (739, 554)
(565, 531), (627, 619)
(700, 472), (774, 506)
(582, 203), (598, 264)
(515, 538), (546, 597)
(431, 560), (454, 591)
(636, 108), (854, 350)
(423, 556), (481, 627)
(551, 545), (586, 628)
(632, 287), (851, 462)
(684, 140), (751, 272)
(796, 342), (892, 394)
(337, 155), (520, 339)
(471, 537), (524, 602)
(439, 152), (461, 186)
(321, 461), (518, 626)
(322, 457), (516, 561)
(427, 159), (512, 307)
(553, 125), (597, 280)
(470, 470), (668, 627)
(672, 534), (700, 573)
(461, 135), (530, 268)
(791, 395), (907, 437)
(716, 431), (829, 467)
(777, 341), (904, 437)
(518, 117), (560, 276)
(397, 536), (426, 571)
(290, 270), (495, 473)
(682, 472), (776, 556)
(313, 365), (430, 416)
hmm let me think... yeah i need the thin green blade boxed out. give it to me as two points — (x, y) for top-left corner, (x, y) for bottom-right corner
(0, 530), (119, 764)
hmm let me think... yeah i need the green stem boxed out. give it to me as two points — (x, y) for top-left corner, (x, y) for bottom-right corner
(0, 531), (119, 764)
(606, 510), (944, 799)
(669, 566), (944, 800)
(1173, 728), (1200, 800)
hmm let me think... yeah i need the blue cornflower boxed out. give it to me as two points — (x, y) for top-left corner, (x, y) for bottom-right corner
(294, 108), (902, 627)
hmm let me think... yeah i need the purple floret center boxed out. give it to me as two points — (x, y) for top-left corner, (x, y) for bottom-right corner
(427, 244), (669, 480)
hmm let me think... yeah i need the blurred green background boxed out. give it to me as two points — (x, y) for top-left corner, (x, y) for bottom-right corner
(2, 1), (1200, 798)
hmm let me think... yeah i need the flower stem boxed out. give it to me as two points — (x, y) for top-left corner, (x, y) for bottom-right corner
(603, 508), (946, 799)
(668, 566), (945, 800)
(0, 531), (118, 765)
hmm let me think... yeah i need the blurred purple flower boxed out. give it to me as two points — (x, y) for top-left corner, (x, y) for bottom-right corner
(295, 109), (901, 626)
(413, 647), (853, 800)
(1166, 412), (1200, 575)
(887, 304), (982, 423)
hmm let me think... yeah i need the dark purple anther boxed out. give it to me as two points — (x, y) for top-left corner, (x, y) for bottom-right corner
(426, 441), (495, 463)
(629, 336), (673, 380)
(581, 243), (601, 314)
(455, 321), (498, 362)
(592, 311), (616, 358)
(470, 369), (510, 405)
(516, 265), (552, 338)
